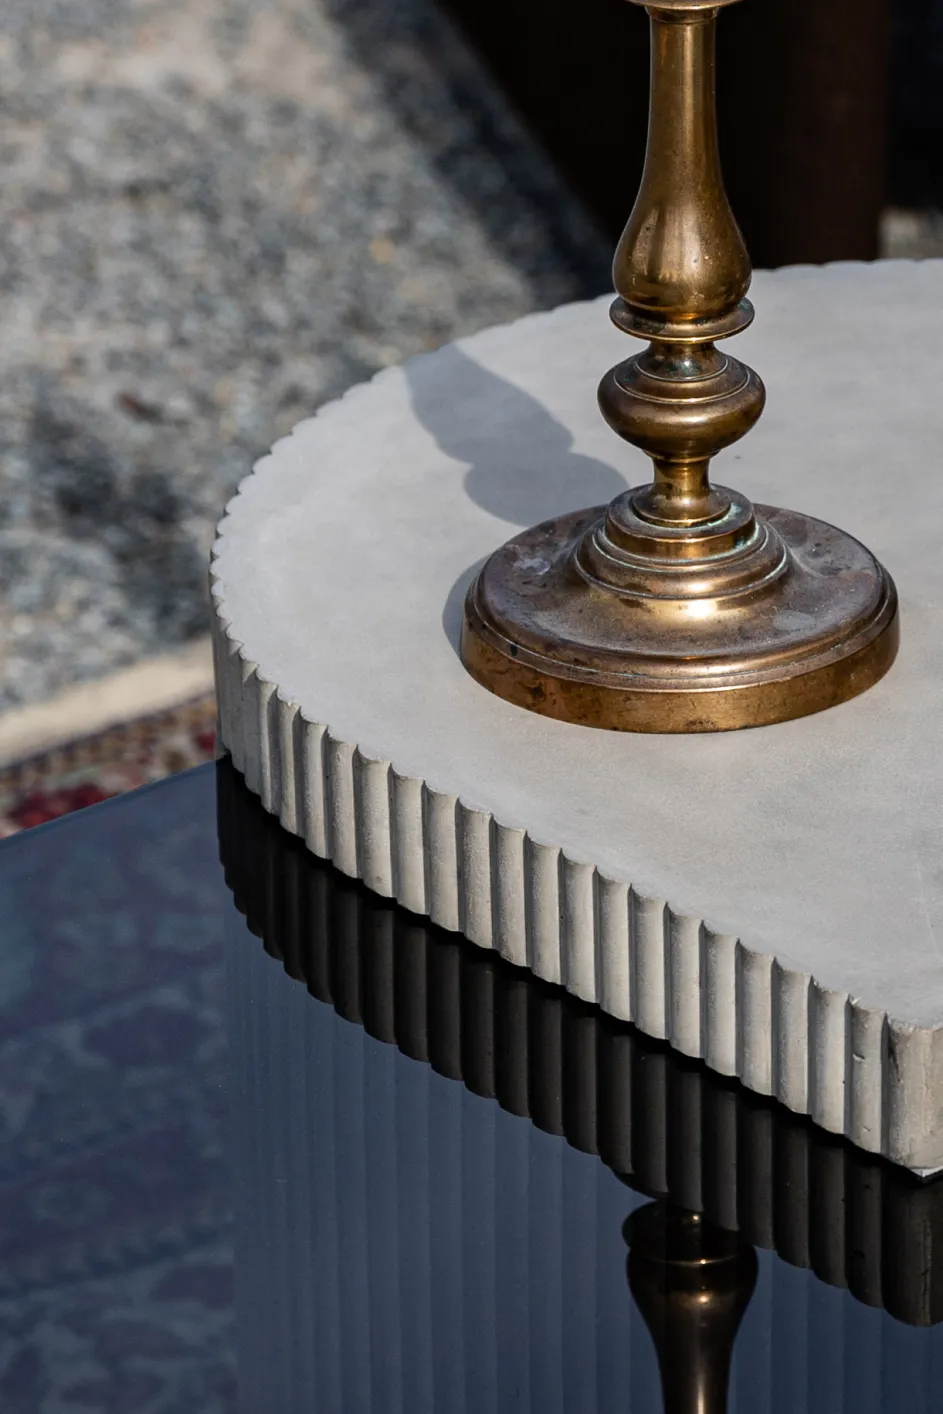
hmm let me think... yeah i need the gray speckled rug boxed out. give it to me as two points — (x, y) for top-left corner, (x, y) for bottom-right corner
(0, 0), (608, 711)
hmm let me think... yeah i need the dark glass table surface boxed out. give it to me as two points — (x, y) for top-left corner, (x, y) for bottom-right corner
(1, 760), (942, 1413)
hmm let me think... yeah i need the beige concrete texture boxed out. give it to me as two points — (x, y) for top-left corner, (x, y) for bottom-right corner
(212, 260), (943, 1171)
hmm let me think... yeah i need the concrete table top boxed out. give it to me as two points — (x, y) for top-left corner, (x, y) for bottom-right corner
(213, 260), (943, 1171)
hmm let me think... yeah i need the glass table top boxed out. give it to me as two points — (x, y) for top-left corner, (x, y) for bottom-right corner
(1, 759), (942, 1412)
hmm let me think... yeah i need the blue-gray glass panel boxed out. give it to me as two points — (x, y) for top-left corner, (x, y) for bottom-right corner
(0, 762), (941, 1411)
(0, 767), (231, 1412)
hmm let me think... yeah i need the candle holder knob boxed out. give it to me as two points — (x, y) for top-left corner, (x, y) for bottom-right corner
(461, 0), (898, 733)
(625, 1202), (757, 1414)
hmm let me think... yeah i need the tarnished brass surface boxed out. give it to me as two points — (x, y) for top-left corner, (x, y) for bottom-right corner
(625, 1203), (757, 1414)
(461, 0), (898, 732)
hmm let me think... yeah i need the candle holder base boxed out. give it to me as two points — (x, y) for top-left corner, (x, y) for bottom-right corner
(462, 498), (898, 733)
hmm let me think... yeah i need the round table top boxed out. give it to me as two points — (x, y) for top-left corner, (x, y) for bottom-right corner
(213, 259), (943, 1171)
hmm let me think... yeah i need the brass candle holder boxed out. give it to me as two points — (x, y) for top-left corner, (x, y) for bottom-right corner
(461, 0), (898, 733)
(625, 1202), (757, 1414)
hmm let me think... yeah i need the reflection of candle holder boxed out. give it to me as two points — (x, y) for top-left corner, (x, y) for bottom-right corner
(218, 757), (943, 1326)
(626, 1203), (756, 1414)
(460, 0), (897, 732)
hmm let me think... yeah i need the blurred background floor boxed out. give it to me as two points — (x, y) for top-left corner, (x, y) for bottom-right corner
(0, 0), (608, 713)
(0, 0), (940, 793)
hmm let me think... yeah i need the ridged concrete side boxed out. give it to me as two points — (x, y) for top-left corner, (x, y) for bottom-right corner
(210, 594), (942, 1173)
(218, 834), (943, 1325)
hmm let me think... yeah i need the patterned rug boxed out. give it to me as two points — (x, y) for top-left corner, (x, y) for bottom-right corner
(0, 696), (217, 836)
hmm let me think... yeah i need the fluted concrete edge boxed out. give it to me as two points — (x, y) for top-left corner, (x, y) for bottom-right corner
(209, 272), (943, 1175)
(210, 570), (943, 1174)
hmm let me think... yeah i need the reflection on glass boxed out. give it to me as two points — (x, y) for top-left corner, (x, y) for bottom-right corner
(626, 1203), (756, 1414)
(219, 758), (943, 1414)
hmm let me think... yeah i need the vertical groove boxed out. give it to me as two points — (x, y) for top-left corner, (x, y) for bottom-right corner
(631, 1050), (668, 1195)
(337, 1026), (371, 1414)
(276, 694), (299, 835)
(701, 926), (737, 1076)
(737, 943), (774, 1095)
(809, 1143), (847, 1292)
(458, 802), (493, 948)
(884, 1021), (943, 1170)
(364, 1035), (402, 1414)
(596, 1024), (633, 1175)
(595, 873), (631, 1022)
(491, 822), (527, 968)
(355, 751), (394, 897)
(775, 1123), (810, 1270)
(524, 838), (561, 985)
(669, 1067), (704, 1213)
(289, 709), (308, 842)
(560, 855), (595, 1002)
(527, 1135), (563, 1414)
(395, 1061), (434, 1414)
(703, 1085), (738, 1231)
(422, 786), (460, 931)
(810, 983), (849, 1135)
(211, 621), (228, 748)
(390, 770), (426, 916)
(630, 890), (667, 1038)
(666, 908), (701, 1058)
(299, 718), (328, 856)
(773, 963), (810, 1115)
(461, 1088), (498, 1414)
(322, 1007), (345, 1414)
(326, 731), (357, 876)
(847, 1002), (883, 1155)
(257, 677), (278, 814)
(562, 1008), (597, 1154)
(529, 988), (564, 1137)
(737, 1099), (774, 1250)
(428, 1072), (465, 1414)
(242, 666), (263, 794)
(222, 637), (247, 772)
(560, 1134), (597, 1414)
(845, 1151), (883, 1312)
